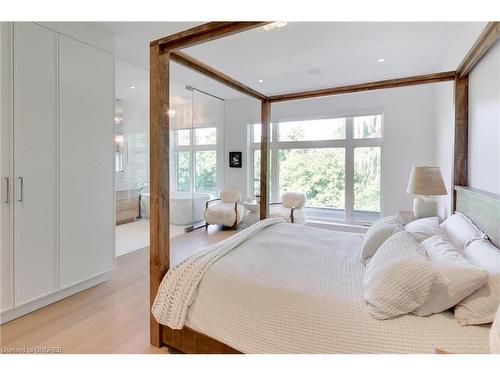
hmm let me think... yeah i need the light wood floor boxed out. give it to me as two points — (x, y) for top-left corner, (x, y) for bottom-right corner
(0, 226), (236, 354)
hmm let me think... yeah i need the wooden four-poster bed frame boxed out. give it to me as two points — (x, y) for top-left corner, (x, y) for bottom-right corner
(149, 21), (500, 353)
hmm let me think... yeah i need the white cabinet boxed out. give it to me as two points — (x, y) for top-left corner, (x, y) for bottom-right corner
(13, 22), (59, 305)
(59, 35), (114, 287)
(1, 23), (14, 313)
(0, 23), (114, 323)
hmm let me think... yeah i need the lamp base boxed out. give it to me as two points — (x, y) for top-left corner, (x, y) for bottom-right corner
(413, 196), (438, 219)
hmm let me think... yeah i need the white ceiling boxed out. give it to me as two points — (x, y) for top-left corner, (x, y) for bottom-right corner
(94, 21), (200, 68)
(96, 22), (487, 99)
(96, 21), (242, 99)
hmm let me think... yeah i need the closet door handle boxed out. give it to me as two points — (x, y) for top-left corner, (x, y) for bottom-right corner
(17, 177), (23, 202)
(1, 177), (8, 203)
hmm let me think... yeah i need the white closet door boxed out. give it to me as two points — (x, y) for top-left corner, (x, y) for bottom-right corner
(1, 23), (14, 312)
(13, 23), (58, 305)
(59, 35), (114, 288)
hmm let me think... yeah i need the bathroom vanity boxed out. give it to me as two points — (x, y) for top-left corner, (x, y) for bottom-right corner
(116, 188), (140, 225)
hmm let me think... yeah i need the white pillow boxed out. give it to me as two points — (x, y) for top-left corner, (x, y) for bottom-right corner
(364, 231), (447, 320)
(455, 239), (500, 325)
(413, 235), (488, 317)
(440, 212), (487, 250)
(405, 216), (440, 243)
(360, 215), (403, 264)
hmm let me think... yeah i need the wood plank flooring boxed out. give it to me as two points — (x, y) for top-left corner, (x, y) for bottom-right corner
(0, 226), (236, 354)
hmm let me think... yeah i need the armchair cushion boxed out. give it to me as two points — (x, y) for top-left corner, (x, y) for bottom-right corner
(219, 189), (242, 204)
(282, 191), (306, 209)
(205, 202), (244, 227)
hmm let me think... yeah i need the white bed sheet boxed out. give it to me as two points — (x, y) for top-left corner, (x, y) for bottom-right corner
(184, 223), (490, 353)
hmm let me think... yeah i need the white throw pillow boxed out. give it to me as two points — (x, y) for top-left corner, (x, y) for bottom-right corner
(440, 212), (487, 250)
(413, 235), (488, 317)
(364, 231), (447, 320)
(405, 216), (440, 243)
(360, 215), (403, 264)
(455, 239), (500, 325)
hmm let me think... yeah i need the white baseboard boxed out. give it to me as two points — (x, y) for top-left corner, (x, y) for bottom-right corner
(0, 271), (112, 325)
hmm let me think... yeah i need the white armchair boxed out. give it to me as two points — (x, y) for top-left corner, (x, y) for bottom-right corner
(269, 191), (306, 224)
(204, 189), (244, 229)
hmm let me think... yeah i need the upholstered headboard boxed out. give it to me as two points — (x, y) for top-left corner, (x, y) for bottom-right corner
(455, 186), (500, 248)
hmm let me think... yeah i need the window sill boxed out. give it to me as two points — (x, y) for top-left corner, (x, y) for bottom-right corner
(305, 220), (369, 234)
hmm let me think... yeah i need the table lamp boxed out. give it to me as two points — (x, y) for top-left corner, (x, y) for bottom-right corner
(406, 166), (447, 218)
(491, 303), (500, 353)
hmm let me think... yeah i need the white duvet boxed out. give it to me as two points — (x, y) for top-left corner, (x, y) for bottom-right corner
(156, 222), (491, 353)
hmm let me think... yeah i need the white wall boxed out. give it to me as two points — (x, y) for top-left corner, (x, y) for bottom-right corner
(468, 41), (500, 195)
(433, 82), (455, 218)
(224, 84), (452, 217)
(38, 22), (114, 54)
(224, 97), (261, 195)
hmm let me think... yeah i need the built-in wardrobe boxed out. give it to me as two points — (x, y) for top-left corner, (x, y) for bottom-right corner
(0, 22), (115, 323)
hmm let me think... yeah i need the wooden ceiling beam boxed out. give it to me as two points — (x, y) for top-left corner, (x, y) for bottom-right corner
(268, 71), (457, 102)
(151, 22), (270, 52)
(457, 22), (500, 78)
(171, 51), (268, 101)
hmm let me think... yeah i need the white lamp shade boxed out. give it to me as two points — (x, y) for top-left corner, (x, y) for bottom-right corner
(407, 166), (447, 196)
(491, 304), (500, 354)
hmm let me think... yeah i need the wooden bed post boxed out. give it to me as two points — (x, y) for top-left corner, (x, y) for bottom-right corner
(260, 100), (271, 219)
(453, 75), (469, 211)
(149, 44), (170, 347)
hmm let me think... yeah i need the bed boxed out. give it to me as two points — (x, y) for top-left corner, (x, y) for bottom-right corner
(151, 187), (500, 354)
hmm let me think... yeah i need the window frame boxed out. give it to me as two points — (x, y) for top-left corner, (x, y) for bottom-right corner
(249, 113), (383, 225)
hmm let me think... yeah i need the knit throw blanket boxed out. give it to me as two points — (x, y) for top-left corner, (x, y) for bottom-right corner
(151, 218), (285, 329)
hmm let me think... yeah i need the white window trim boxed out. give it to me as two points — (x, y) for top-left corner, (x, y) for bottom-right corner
(249, 113), (384, 225)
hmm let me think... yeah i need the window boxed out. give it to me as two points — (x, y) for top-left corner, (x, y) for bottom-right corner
(177, 129), (190, 146)
(195, 150), (217, 196)
(354, 147), (381, 221)
(353, 115), (382, 139)
(279, 118), (346, 142)
(252, 149), (272, 197)
(195, 128), (216, 145)
(250, 114), (382, 224)
(278, 148), (345, 210)
(173, 126), (219, 197)
(253, 149), (260, 195)
(176, 151), (190, 192)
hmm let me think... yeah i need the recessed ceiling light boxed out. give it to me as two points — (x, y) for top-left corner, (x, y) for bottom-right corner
(308, 68), (322, 75)
(130, 86), (136, 89)
(377, 59), (385, 63)
(263, 21), (287, 31)
(258, 79), (264, 83)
